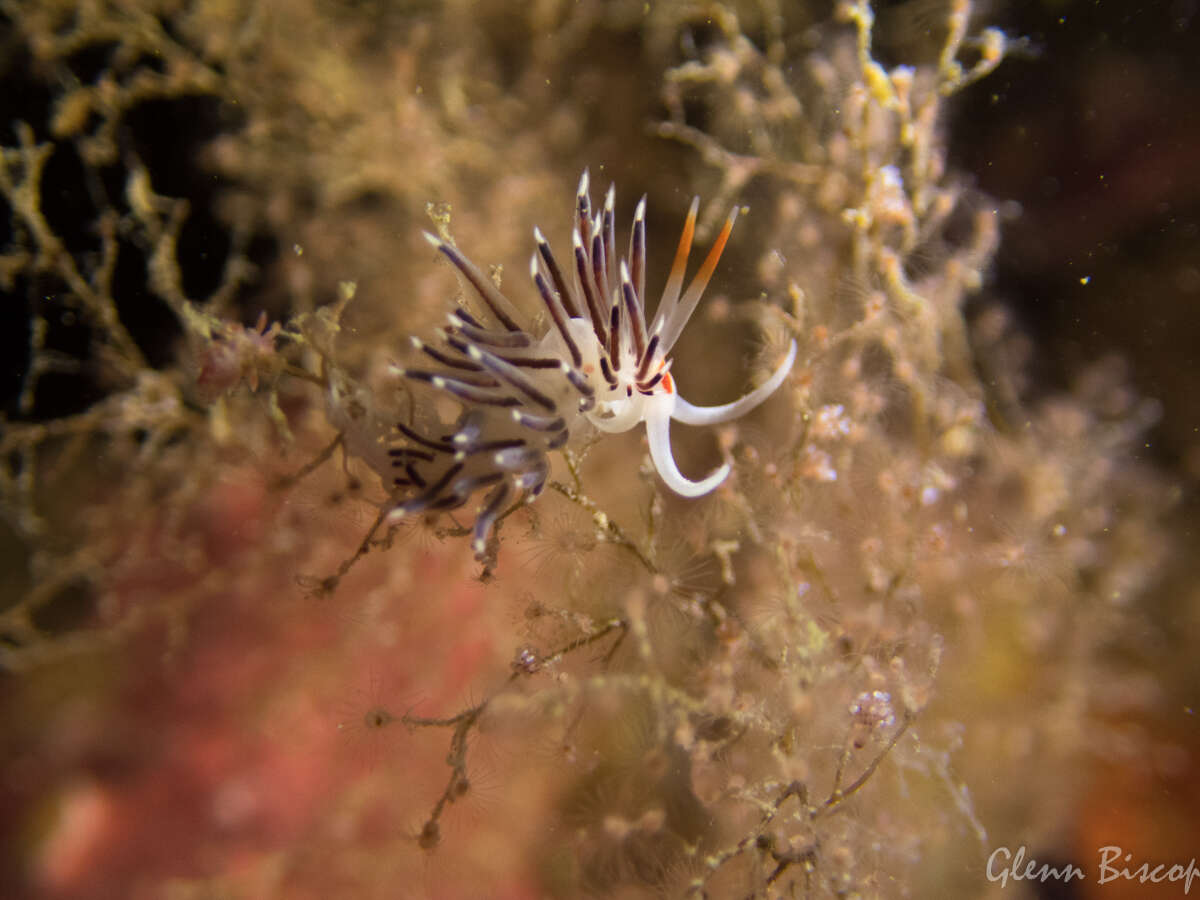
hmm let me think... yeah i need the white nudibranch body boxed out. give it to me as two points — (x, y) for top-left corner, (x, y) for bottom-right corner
(387, 171), (796, 559)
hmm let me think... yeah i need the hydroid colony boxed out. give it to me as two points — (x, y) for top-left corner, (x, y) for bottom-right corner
(1, 1), (1184, 897)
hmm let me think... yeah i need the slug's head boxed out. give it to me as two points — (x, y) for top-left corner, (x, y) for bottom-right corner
(532, 174), (797, 497)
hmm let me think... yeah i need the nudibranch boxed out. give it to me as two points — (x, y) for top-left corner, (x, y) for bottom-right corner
(388, 171), (796, 558)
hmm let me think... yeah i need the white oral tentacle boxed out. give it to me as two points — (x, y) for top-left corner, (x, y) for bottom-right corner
(671, 339), (797, 427)
(645, 396), (731, 497)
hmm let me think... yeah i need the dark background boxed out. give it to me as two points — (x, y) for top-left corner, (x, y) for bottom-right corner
(950, 0), (1200, 481)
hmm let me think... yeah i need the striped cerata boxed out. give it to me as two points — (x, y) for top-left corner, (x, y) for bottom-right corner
(388, 171), (797, 559)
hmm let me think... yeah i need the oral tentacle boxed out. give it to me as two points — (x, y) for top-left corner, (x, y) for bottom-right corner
(671, 339), (797, 426)
(645, 399), (731, 497)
